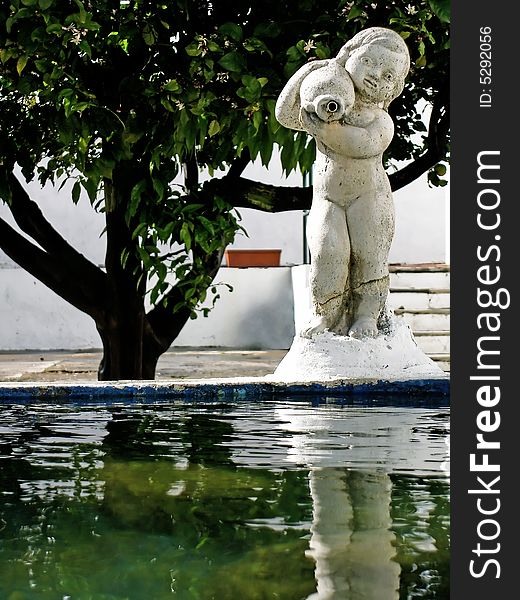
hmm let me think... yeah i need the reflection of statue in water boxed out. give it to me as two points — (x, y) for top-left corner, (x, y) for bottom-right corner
(306, 469), (400, 600)
(276, 28), (410, 339)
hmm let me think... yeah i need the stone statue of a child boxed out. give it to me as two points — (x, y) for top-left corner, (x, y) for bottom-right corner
(275, 27), (410, 339)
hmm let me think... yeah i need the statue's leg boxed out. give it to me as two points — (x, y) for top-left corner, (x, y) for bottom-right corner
(346, 190), (394, 338)
(302, 197), (350, 338)
(349, 278), (390, 338)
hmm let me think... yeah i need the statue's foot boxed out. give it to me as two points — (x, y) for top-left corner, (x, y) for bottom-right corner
(300, 315), (330, 339)
(348, 316), (378, 339)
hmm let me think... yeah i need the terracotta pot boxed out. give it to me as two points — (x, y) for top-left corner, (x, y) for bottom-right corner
(224, 249), (282, 267)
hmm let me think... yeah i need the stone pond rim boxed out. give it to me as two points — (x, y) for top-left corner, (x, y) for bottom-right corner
(0, 376), (449, 402)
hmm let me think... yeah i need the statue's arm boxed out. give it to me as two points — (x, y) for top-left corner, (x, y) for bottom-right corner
(300, 109), (394, 158)
(275, 60), (329, 131)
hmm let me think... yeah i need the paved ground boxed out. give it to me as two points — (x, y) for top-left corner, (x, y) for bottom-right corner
(0, 348), (288, 382)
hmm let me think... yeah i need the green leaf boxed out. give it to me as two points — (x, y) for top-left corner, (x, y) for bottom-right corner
(152, 177), (164, 199)
(73, 0), (88, 23)
(160, 98), (175, 112)
(0, 48), (15, 64)
(12, 8), (31, 20)
(218, 22), (243, 41)
(208, 120), (220, 137)
(142, 24), (156, 46)
(237, 77), (262, 102)
(182, 203), (204, 213)
(82, 178), (98, 204)
(218, 51), (246, 72)
(132, 223), (148, 240)
(347, 6), (364, 19)
(185, 42), (202, 57)
(435, 163), (447, 176)
(164, 79), (180, 92)
(242, 75), (261, 92)
(155, 261), (167, 284)
(180, 223), (192, 251)
(72, 181), (81, 204)
(39, 0), (53, 9)
(79, 40), (92, 58)
(207, 40), (221, 52)
(17, 56), (29, 76)
(253, 22), (282, 38)
(46, 23), (63, 34)
(198, 216), (215, 234)
(252, 110), (263, 132)
(428, 0), (450, 23)
(74, 102), (90, 113)
(242, 38), (271, 55)
(129, 180), (147, 217)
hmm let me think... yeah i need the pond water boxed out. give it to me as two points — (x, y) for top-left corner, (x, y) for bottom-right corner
(0, 397), (449, 600)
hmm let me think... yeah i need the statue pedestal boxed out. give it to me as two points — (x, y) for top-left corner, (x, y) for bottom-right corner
(271, 318), (444, 382)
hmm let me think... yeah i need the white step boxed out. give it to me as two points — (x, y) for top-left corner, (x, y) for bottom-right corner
(394, 310), (450, 332)
(413, 332), (450, 354)
(389, 291), (450, 311)
(389, 266), (451, 369)
(429, 354), (451, 373)
(390, 271), (450, 290)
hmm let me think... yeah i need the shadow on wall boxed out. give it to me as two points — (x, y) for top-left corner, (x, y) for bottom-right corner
(173, 266), (296, 350)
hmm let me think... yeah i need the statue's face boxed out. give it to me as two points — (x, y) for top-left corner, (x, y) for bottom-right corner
(345, 44), (408, 104)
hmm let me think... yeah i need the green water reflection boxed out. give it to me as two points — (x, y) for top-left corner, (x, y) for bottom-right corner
(0, 401), (449, 599)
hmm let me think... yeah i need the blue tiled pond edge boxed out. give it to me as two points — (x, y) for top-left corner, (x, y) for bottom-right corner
(0, 376), (449, 402)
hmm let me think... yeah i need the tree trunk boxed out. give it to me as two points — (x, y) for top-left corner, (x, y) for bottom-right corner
(93, 167), (201, 381)
(96, 172), (160, 380)
(96, 310), (159, 381)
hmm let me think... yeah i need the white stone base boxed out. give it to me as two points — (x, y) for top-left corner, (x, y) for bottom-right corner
(270, 317), (444, 382)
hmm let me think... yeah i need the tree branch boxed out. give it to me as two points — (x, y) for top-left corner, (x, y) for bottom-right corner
(0, 216), (107, 320)
(389, 151), (443, 191)
(183, 153), (199, 194)
(145, 286), (192, 355)
(1, 169), (108, 287)
(203, 176), (313, 212)
(227, 148), (251, 179)
(389, 80), (449, 191)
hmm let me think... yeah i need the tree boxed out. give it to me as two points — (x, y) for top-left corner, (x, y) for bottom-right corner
(0, 1), (449, 380)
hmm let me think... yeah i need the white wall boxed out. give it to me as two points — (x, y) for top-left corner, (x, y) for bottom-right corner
(391, 173), (446, 264)
(174, 267), (295, 348)
(0, 153), (447, 350)
(0, 265), (295, 350)
(0, 267), (99, 350)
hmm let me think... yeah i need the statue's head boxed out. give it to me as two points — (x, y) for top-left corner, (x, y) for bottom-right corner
(336, 27), (410, 109)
